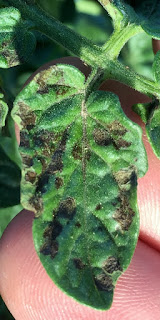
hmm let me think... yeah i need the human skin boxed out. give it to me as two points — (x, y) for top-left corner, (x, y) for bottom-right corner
(0, 44), (160, 320)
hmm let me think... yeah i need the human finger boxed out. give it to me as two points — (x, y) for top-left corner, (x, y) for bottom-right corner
(0, 210), (160, 320)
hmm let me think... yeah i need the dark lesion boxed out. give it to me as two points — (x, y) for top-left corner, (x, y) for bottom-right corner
(93, 128), (112, 146)
(113, 139), (131, 150)
(33, 129), (55, 149)
(17, 101), (36, 130)
(72, 143), (82, 160)
(36, 67), (64, 90)
(29, 195), (43, 215)
(73, 258), (85, 270)
(95, 203), (102, 211)
(40, 195), (76, 258)
(55, 176), (64, 189)
(102, 256), (122, 274)
(57, 197), (76, 219)
(40, 219), (63, 259)
(94, 272), (114, 292)
(93, 122), (131, 150)
(107, 121), (127, 136)
(36, 150), (63, 194)
(21, 154), (33, 167)
(113, 192), (135, 231)
(25, 170), (37, 184)
(114, 166), (137, 190)
(35, 129), (68, 194)
(20, 131), (30, 148)
(40, 239), (59, 259)
(36, 67), (71, 97)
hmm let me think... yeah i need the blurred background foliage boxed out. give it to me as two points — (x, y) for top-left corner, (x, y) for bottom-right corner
(0, 0), (154, 105)
(0, 0), (154, 317)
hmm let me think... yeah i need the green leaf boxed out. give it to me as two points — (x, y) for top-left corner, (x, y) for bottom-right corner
(153, 50), (160, 84)
(0, 204), (22, 238)
(133, 100), (160, 158)
(0, 113), (21, 208)
(146, 103), (160, 158)
(132, 102), (151, 124)
(104, 1), (160, 38)
(0, 7), (36, 68)
(0, 296), (14, 320)
(0, 93), (8, 128)
(12, 64), (148, 310)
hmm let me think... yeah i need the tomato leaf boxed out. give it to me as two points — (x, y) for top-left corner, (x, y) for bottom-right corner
(146, 103), (160, 158)
(105, 1), (160, 39)
(0, 94), (21, 207)
(133, 100), (160, 159)
(12, 64), (148, 310)
(0, 93), (8, 128)
(0, 7), (36, 68)
(0, 112), (21, 208)
(153, 50), (160, 84)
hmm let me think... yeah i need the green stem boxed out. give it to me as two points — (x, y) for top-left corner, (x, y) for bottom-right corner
(5, 0), (101, 65)
(105, 60), (160, 99)
(97, 0), (124, 30)
(85, 68), (105, 99)
(102, 24), (142, 59)
(5, 0), (160, 100)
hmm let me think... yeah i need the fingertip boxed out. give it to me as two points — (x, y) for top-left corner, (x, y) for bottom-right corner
(152, 39), (160, 55)
(1, 210), (160, 320)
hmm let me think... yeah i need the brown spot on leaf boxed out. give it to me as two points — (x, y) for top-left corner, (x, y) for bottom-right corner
(25, 170), (37, 183)
(36, 69), (53, 88)
(93, 128), (111, 146)
(113, 193), (135, 231)
(18, 101), (36, 129)
(95, 203), (102, 211)
(57, 197), (76, 219)
(75, 222), (81, 228)
(37, 87), (49, 95)
(36, 129), (68, 193)
(20, 131), (30, 148)
(36, 151), (63, 194)
(50, 241), (59, 258)
(49, 151), (63, 172)
(73, 258), (85, 269)
(40, 242), (51, 256)
(2, 41), (8, 48)
(43, 225), (52, 238)
(21, 154), (33, 167)
(113, 138), (131, 150)
(114, 167), (137, 190)
(55, 85), (71, 97)
(2, 50), (19, 67)
(41, 219), (63, 259)
(59, 129), (68, 150)
(72, 143), (82, 160)
(51, 220), (63, 240)
(36, 67), (64, 91)
(107, 121), (127, 136)
(55, 176), (64, 189)
(95, 273), (113, 291)
(103, 256), (122, 274)
(29, 195), (43, 215)
(33, 130), (55, 154)
(40, 240), (59, 259)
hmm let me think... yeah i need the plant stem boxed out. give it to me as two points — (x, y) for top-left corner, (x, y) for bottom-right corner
(105, 60), (160, 99)
(102, 24), (142, 59)
(5, 0), (160, 100)
(5, 0), (101, 65)
(97, 0), (124, 30)
(85, 68), (105, 99)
